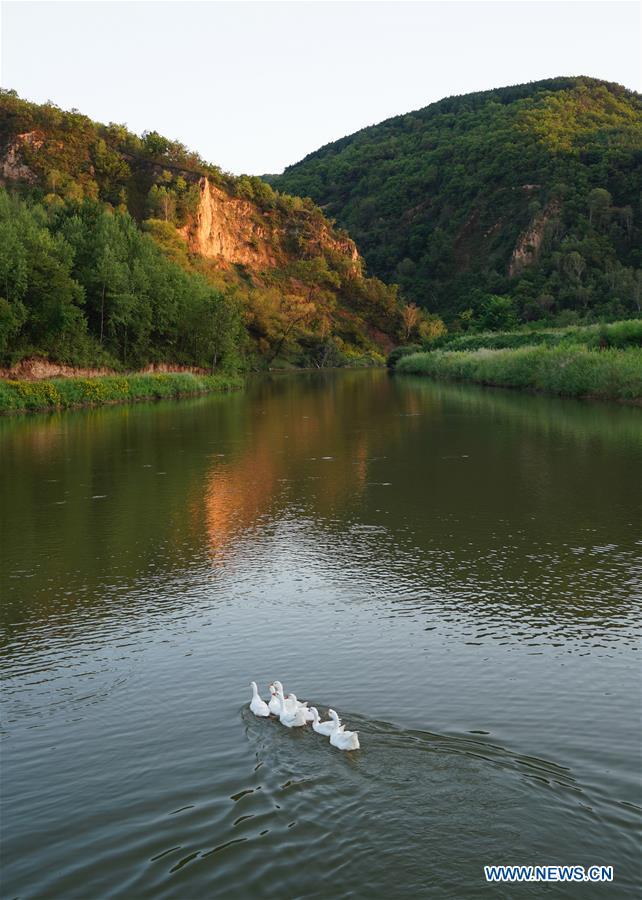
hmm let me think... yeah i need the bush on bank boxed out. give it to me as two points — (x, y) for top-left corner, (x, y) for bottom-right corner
(0, 372), (243, 413)
(395, 345), (642, 401)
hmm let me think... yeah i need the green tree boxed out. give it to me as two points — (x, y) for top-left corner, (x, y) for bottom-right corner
(478, 295), (518, 331)
(587, 188), (612, 228)
(142, 130), (171, 157)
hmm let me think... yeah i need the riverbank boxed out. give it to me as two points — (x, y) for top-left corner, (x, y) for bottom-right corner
(395, 345), (642, 403)
(0, 372), (243, 414)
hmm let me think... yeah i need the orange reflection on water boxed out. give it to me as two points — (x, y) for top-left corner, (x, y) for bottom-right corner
(199, 374), (424, 559)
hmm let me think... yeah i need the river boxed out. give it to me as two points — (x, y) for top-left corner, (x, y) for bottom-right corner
(1, 370), (640, 898)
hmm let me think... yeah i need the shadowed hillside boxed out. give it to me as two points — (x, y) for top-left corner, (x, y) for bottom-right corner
(269, 77), (642, 329)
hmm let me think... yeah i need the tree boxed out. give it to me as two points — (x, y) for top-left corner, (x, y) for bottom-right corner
(401, 302), (421, 340)
(418, 315), (447, 341)
(478, 295), (518, 331)
(95, 235), (127, 344)
(47, 169), (62, 196)
(619, 206), (633, 239)
(587, 188), (612, 228)
(147, 184), (176, 222)
(564, 251), (585, 283)
(456, 308), (475, 331)
(22, 230), (86, 352)
(142, 130), (171, 157)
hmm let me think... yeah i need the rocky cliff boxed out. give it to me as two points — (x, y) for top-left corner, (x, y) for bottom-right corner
(508, 200), (560, 277)
(179, 177), (361, 274)
(1, 131), (40, 182)
(0, 90), (403, 366)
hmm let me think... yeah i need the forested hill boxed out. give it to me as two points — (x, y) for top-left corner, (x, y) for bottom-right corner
(0, 91), (410, 372)
(269, 77), (642, 329)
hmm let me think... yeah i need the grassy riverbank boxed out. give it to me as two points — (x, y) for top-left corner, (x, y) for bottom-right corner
(0, 372), (243, 414)
(423, 319), (642, 353)
(395, 345), (642, 402)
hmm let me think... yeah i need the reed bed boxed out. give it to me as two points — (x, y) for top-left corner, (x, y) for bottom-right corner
(395, 345), (642, 402)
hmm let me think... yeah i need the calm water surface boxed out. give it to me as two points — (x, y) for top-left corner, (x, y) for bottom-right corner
(1, 371), (641, 898)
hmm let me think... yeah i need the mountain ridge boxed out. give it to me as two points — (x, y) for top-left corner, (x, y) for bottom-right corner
(268, 76), (642, 328)
(276, 76), (630, 167)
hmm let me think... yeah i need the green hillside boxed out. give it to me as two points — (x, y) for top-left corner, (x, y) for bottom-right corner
(0, 90), (407, 371)
(269, 77), (642, 328)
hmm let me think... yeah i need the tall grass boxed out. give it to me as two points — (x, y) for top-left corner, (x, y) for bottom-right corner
(0, 372), (243, 414)
(395, 346), (642, 401)
(415, 319), (642, 355)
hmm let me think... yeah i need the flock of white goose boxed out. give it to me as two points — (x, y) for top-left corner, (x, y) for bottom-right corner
(249, 680), (360, 751)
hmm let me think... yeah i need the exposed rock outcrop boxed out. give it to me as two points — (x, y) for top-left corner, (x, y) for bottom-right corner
(179, 179), (280, 268)
(180, 177), (361, 274)
(0, 92), (396, 364)
(508, 201), (560, 277)
(1, 132), (40, 183)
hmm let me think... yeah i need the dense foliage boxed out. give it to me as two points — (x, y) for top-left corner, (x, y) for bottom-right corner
(270, 78), (642, 326)
(0, 90), (409, 368)
(0, 188), (244, 369)
(0, 88), (281, 219)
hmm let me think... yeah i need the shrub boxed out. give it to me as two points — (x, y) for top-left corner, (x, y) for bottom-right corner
(386, 344), (422, 368)
(585, 320), (642, 350)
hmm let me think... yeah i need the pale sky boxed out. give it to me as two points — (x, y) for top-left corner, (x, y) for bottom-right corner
(1, 1), (640, 175)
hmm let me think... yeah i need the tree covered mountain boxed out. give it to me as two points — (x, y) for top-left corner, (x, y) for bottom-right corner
(0, 90), (411, 371)
(269, 77), (642, 329)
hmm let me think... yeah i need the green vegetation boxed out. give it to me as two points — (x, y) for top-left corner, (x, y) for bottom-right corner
(389, 319), (642, 400)
(0, 371), (242, 413)
(0, 188), (244, 370)
(395, 345), (642, 402)
(388, 319), (642, 365)
(0, 88), (288, 219)
(420, 319), (642, 353)
(270, 77), (642, 326)
(0, 90), (408, 368)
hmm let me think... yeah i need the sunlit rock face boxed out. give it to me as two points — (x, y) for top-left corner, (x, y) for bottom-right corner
(180, 177), (361, 274)
(179, 178), (281, 269)
(1, 132), (41, 183)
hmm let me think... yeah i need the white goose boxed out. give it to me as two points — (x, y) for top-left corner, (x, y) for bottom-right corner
(310, 707), (338, 736)
(249, 681), (270, 717)
(328, 709), (360, 751)
(277, 691), (308, 728)
(268, 683), (282, 716)
(273, 681), (314, 722)
(272, 681), (293, 715)
(297, 698), (315, 724)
